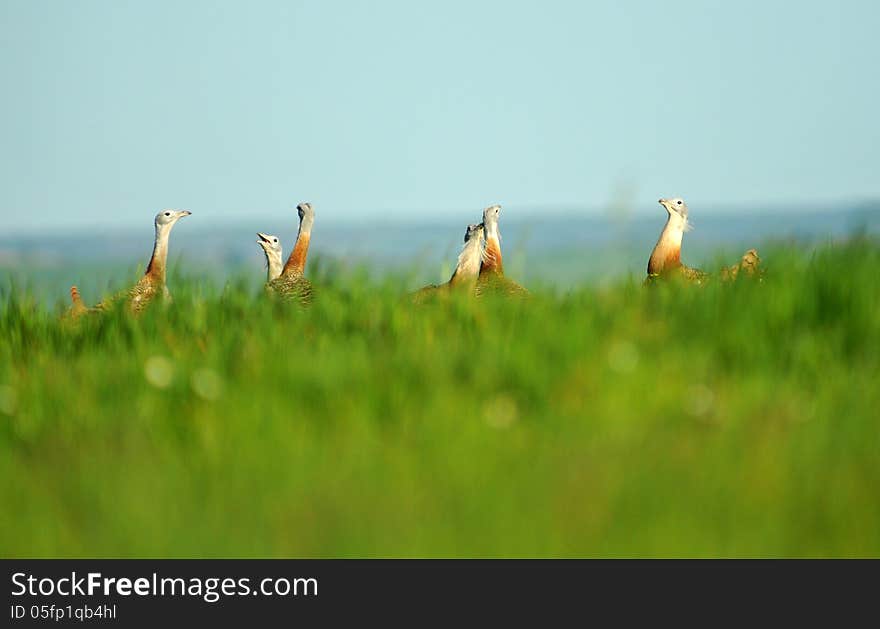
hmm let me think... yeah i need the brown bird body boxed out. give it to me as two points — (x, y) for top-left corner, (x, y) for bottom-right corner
(413, 223), (485, 302)
(646, 198), (759, 284)
(721, 248), (762, 280)
(475, 204), (528, 298)
(66, 209), (191, 317)
(266, 202), (314, 305)
(646, 198), (705, 282)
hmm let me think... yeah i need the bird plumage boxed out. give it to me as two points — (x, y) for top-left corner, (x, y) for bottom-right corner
(475, 204), (528, 298)
(265, 202), (315, 305)
(413, 223), (485, 303)
(66, 209), (191, 317)
(647, 198), (758, 284)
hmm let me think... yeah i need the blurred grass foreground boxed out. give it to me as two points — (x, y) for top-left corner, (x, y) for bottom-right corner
(1, 239), (878, 557)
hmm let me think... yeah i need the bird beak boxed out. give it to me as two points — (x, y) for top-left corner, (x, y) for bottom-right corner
(257, 233), (271, 244)
(180, 210), (192, 217)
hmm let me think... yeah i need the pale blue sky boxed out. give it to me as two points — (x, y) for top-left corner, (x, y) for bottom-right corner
(2, 0), (877, 233)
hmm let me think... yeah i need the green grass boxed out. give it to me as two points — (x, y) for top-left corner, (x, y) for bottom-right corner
(1, 239), (878, 557)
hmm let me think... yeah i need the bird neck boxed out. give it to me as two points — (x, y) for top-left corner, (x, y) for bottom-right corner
(266, 252), (283, 282)
(648, 214), (685, 275)
(449, 234), (484, 286)
(282, 226), (311, 277)
(145, 223), (172, 284)
(480, 235), (503, 275)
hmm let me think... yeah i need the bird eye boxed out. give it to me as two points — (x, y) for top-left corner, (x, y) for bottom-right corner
(164, 212), (171, 216)
(273, 238), (278, 243)
(676, 200), (682, 206)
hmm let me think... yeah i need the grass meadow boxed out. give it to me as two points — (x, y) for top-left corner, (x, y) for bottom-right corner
(1, 239), (878, 557)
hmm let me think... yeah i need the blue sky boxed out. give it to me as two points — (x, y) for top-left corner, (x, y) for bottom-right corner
(1, 0), (877, 233)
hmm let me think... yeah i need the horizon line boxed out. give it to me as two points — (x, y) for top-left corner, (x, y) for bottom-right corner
(2, 196), (878, 240)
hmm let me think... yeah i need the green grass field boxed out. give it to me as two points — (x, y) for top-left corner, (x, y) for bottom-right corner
(1, 239), (878, 557)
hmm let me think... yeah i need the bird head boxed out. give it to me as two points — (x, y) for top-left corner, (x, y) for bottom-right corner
(482, 204), (501, 240)
(256, 232), (283, 257)
(464, 223), (485, 244)
(482, 204), (501, 225)
(659, 197), (688, 218)
(256, 232), (284, 278)
(658, 198), (691, 231)
(154, 209), (192, 228)
(297, 202), (315, 231)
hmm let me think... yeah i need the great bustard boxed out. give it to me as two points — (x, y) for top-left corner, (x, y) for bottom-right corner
(266, 202), (314, 305)
(475, 204), (527, 298)
(68, 209), (192, 316)
(413, 222), (485, 302)
(646, 198), (760, 283)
